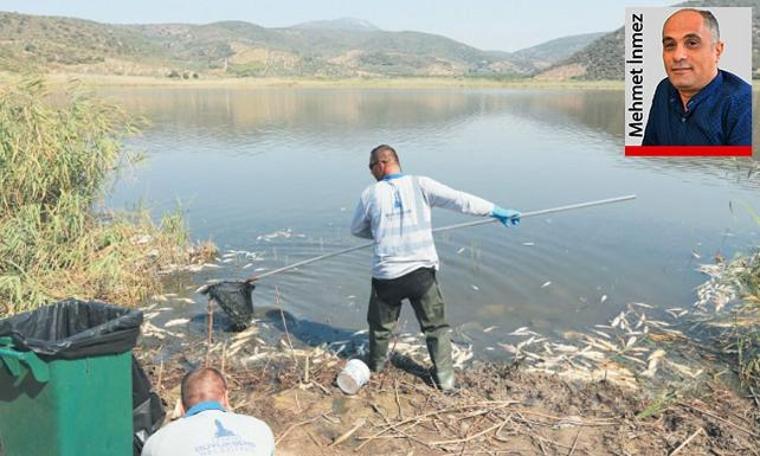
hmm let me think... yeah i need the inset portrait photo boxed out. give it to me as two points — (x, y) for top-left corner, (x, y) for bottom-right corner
(624, 7), (753, 156)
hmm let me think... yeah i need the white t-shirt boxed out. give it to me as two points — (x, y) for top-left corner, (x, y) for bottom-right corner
(141, 410), (275, 456)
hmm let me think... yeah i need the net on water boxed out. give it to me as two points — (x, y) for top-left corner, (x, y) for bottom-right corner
(204, 281), (255, 331)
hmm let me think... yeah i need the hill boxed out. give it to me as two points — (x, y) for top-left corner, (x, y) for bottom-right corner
(538, 0), (760, 80)
(0, 11), (607, 79)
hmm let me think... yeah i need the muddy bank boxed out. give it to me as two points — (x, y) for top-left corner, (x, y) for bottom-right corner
(134, 324), (760, 455)
(133, 250), (760, 454)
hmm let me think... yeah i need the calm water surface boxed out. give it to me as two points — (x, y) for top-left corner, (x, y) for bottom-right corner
(103, 87), (760, 356)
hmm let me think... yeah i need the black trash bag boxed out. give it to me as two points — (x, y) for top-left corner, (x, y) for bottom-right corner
(0, 299), (164, 455)
(0, 298), (142, 359)
(132, 356), (166, 456)
(205, 281), (255, 331)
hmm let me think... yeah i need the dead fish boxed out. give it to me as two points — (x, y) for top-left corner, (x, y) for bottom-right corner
(194, 284), (211, 294)
(522, 242), (535, 246)
(242, 263), (253, 269)
(630, 302), (654, 309)
(642, 355), (662, 377)
(551, 343), (579, 353)
(483, 326), (498, 333)
(648, 320), (671, 327)
(595, 324), (613, 329)
(221, 258), (235, 263)
(691, 250), (701, 260)
(601, 295), (608, 304)
(510, 327), (540, 337)
(577, 349), (606, 362)
(541, 281), (552, 288)
(471, 284), (480, 291)
(610, 312), (625, 328)
(593, 330), (611, 339)
(202, 263), (221, 269)
(456, 247), (466, 254)
(152, 294), (168, 302)
(625, 336), (637, 349)
(232, 326), (259, 341)
(499, 343), (518, 354)
(517, 336), (539, 350)
(176, 298), (195, 304)
(164, 318), (190, 328)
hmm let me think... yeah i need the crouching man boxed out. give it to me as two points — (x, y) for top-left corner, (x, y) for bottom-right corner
(142, 367), (275, 456)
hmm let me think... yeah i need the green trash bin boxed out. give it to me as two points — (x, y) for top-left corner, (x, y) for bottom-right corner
(0, 299), (143, 456)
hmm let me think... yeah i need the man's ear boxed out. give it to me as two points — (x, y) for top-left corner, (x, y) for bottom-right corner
(222, 391), (231, 409)
(714, 41), (725, 62)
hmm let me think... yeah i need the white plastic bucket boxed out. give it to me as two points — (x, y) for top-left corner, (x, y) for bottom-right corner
(337, 359), (371, 395)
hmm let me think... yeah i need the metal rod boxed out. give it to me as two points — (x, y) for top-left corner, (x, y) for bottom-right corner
(430, 194), (637, 233)
(248, 194), (636, 282)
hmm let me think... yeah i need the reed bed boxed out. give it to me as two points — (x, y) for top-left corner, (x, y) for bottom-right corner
(0, 78), (213, 315)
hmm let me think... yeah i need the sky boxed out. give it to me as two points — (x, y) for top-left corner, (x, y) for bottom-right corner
(1, 0), (675, 52)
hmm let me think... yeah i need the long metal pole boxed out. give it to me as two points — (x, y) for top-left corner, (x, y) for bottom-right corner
(248, 194), (636, 282)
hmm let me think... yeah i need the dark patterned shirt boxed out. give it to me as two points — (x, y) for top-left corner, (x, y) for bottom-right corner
(642, 70), (751, 146)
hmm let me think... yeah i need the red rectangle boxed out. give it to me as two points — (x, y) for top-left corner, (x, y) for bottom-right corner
(625, 146), (752, 157)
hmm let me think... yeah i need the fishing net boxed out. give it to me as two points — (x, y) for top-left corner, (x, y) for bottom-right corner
(204, 281), (255, 331)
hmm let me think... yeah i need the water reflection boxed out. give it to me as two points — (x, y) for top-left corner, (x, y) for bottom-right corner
(104, 87), (759, 358)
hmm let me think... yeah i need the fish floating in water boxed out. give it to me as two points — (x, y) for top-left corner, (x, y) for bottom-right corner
(541, 281), (552, 288)
(164, 318), (190, 328)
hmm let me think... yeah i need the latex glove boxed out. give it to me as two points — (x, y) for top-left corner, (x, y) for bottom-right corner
(491, 206), (521, 227)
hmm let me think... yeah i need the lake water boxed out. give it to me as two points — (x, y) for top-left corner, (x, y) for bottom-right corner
(103, 87), (759, 356)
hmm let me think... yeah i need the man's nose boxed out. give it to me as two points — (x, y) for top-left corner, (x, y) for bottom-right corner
(672, 43), (688, 61)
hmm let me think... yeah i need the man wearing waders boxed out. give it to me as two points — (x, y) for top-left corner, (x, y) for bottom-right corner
(351, 144), (520, 391)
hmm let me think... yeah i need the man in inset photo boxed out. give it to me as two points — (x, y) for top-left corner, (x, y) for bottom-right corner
(643, 8), (751, 146)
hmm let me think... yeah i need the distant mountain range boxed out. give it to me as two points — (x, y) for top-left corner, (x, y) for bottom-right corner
(0, 2), (757, 81)
(0, 12), (602, 79)
(539, 0), (760, 80)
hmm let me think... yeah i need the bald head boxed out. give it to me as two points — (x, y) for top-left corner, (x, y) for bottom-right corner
(370, 144), (399, 164)
(181, 367), (228, 410)
(664, 8), (720, 44)
(368, 144), (401, 180)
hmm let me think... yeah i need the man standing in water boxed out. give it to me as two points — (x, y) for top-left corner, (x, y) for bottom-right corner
(351, 144), (520, 391)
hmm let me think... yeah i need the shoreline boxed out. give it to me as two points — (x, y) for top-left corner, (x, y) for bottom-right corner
(0, 72), (625, 90)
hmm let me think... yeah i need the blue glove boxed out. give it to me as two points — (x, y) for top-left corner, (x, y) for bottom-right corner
(491, 206), (521, 227)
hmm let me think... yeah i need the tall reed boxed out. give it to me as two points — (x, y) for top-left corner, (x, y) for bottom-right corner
(0, 78), (201, 314)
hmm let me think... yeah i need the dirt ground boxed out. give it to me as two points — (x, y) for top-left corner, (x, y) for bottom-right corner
(138, 345), (760, 456)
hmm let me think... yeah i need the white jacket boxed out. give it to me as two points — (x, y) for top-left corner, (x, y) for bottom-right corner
(351, 174), (494, 279)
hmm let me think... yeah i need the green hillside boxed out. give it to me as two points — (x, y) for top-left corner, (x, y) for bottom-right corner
(539, 0), (760, 80)
(0, 11), (606, 79)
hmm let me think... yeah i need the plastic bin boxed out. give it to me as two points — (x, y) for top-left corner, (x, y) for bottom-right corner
(0, 299), (149, 456)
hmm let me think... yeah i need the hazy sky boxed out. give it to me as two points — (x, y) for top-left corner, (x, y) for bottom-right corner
(2, 0), (675, 52)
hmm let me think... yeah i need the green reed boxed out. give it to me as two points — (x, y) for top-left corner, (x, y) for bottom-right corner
(0, 78), (206, 314)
